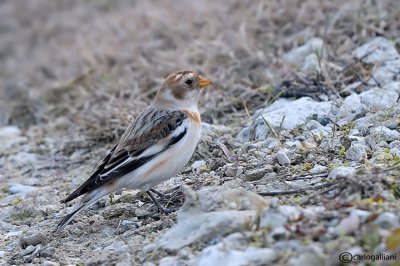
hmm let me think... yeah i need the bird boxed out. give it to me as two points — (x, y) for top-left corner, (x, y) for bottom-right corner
(56, 70), (212, 231)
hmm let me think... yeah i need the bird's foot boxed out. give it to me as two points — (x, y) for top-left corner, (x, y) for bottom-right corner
(146, 191), (178, 214)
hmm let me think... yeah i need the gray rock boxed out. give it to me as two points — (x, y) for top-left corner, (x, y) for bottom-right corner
(328, 166), (356, 178)
(345, 143), (367, 161)
(0, 126), (26, 148)
(283, 38), (324, 72)
(360, 88), (398, 111)
(236, 127), (250, 141)
(196, 244), (277, 266)
(303, 53), (321, 72)
(191, 160), (206, 174)
(244, 166), (273, 181)
(43, 261), (59, 266)
(350, 209), (371, 223)
(260, 137), (281, 150)
(353, 37), (400, 86)
(252, 97), (333, 139)
(276, 150), (291, 165)
(374, 212), (399, 229)
(336, 215), (360, 235)
(337, 93), (365, 121)
(159, 256), (180, 266)
(278, 205), (302, 221)
(9, 152), (37, 167)
(156, 186), (268, 252)
(370, 126), (400, 142)
(224, 164), (244, 177)
(310, 164), (327, 174)
(383, 82), (400, 94)
(8, 183), (37, 195)
(353, 37), (399, 64)
(288, 252), (325, 266)
(20, 232), (46, 248)
(40, 247), (56, 258)
(260, 208), (288, 230)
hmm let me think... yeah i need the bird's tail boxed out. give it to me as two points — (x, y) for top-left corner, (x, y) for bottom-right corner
(55, 189), (108, 232)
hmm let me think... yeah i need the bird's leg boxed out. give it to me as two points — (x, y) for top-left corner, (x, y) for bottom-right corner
(146, 191), (178, 214)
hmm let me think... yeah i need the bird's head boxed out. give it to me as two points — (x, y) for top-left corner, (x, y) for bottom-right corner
(153, 70), (212, 109)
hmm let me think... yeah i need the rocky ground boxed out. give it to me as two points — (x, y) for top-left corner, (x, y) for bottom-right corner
(1, 0), (400, 265)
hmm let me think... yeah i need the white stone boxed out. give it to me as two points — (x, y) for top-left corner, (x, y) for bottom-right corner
(196, 244), (277, 266)
(310, 164), (327, 174)
(374, 212), (399, 229)
(0, 126), (26, 148)
(260, 209), (287, 229)
(370, 126), (400, 142)
(156, 186), (268, 252)
(303, 53), (321, 72)
(278, 205), (302, 221)
(159, 256), (180, 266)
(276, 150), (291, 165)
(8, 183), (37, 195)
(353, 37), (399, 64)
(383, 82), (400, 94)
(359, 88), (398, 111)
(350, 209), (371, 223)
(191, 160), (206, 174)
(345, 143), (367, 161)
(328, 166), (356, 178)
(253, 97), (333, 139)
(337, 93), (365, 121)
(283, 38), (324, 68)
(353, 37), (400, 85)
(9, 152), (37, 166)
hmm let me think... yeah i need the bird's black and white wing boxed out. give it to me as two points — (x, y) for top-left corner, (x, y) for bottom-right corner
(61, 106), (189, 204)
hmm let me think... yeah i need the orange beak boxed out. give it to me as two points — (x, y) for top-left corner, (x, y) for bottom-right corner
(198, 76), (212, 88)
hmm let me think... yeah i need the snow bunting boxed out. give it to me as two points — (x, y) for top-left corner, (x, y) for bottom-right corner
(56, 70), (212, 231)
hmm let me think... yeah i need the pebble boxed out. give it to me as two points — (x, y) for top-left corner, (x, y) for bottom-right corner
(283, 38), (324, 70)
(336, 215), (360, 235)
(345, 143), (367, 161)
(370, 126), (400, 142)
(196, 244), (277, 266)
(191, 160), (206, 174)
(383, 81), (400, 94)
(43, 261), (59, 266)
(0, 126), (26, 148)
(244, 166), (273, 181)
(374, 212), (399, 229)
(260, 208), (288, 230)
(310, 164), (327, 174)
(8, 183), (37, 195)
(40, 247), (56, 258)
(20, 232), (46, 248)
(276, 150), (291, 165)
(288, 252), (325, 266)
(159, 256), (179, 266)
(328, 166), (356, 178)
(359, 88), (398, 111)
(252, 97), (333, 139)
(261, 137), (281, 150)
(350, 209), (371, 223)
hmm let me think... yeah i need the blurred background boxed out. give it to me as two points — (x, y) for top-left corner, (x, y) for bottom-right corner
(1, 0), (398, 144)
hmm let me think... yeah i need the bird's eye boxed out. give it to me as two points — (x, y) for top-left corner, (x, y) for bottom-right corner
(185, 79), (193, 85)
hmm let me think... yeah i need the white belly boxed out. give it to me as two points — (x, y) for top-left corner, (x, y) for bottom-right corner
(115, 121), (201, 191)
